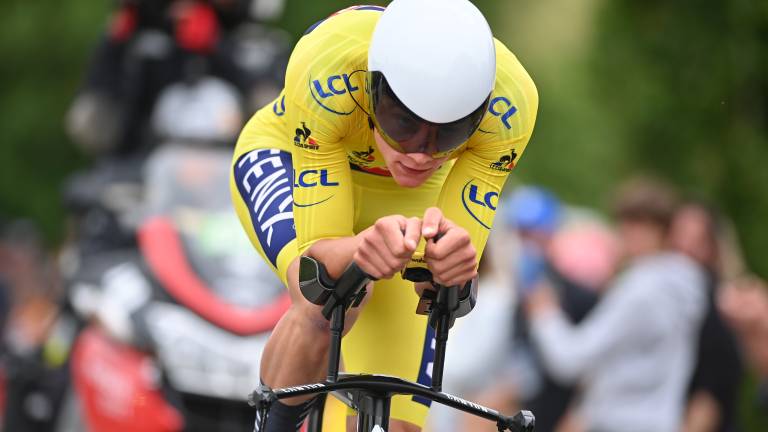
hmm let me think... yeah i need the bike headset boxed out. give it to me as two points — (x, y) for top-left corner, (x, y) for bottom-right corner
(365, 0), (496, 159)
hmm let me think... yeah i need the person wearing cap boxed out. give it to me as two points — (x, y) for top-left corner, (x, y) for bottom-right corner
(230, 1), (538, 430)
(501, 186), (601, 432)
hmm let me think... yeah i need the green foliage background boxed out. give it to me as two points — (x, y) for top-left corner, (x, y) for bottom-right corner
(0, 0), (766, 428)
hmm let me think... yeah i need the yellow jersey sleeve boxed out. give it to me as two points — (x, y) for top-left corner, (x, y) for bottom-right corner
(436, 39), (539, 258)
(236, 91), (289, 155)
(283, 9), (378, 254)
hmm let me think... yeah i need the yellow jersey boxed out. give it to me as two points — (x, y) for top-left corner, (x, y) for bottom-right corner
(230, 5), (538, 427)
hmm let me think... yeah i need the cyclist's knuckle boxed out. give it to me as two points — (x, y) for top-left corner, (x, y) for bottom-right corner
(374, 218), (388, 231)
(430, 248), (446, 260)
(362, 237), (375, 249)
(462, 248), (476, 261)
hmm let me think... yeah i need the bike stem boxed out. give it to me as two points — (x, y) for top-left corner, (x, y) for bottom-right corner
(431, 310), (450, 392)
(327, 301), (346, 383)
(429, 282), (458, 392)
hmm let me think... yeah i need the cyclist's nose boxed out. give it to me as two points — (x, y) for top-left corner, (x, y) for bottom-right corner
(405, 152), (434, 165)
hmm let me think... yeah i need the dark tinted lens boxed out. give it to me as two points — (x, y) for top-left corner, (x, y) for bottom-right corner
(369, 71), (489, 155)
(375, 93), (421, 141)
(435, 99), (489, 152)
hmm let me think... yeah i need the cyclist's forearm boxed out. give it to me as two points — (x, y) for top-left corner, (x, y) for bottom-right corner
(304, 234), (365, 280)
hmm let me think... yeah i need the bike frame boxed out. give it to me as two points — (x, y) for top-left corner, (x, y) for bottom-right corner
(250, 258), (535, 432)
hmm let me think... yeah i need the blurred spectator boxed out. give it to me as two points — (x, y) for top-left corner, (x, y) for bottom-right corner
(548, 220), (620, 294)
(669, 201), (744, 432)
(525, 177), (706, 432)
(0, 220), (65, 432)
(504, 186), (601, 432)
(66, 0), (288, 157)
(0, 220), (61, 354)
(719, 276), (768, 409)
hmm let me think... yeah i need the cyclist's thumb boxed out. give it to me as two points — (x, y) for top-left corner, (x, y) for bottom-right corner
(421, 207), (444, 238)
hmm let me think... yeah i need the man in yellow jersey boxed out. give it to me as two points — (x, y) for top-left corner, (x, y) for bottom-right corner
(230, 0), (538, 430)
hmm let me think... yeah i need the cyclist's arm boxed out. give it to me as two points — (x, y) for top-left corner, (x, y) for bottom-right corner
(434, 41), (539, 263)
(281, 39), (358, 279)
(281, 31), (418, 281)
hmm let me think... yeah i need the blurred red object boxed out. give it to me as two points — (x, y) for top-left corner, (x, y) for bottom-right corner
(138, 216), (291, 336)
(109, 6), (138, 42)
(72, 327), (184, 432)
(548, 222), (620, 291)
(175, 2), (220, 54)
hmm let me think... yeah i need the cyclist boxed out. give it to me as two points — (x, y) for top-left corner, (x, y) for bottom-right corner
(230, 1), (538, 431)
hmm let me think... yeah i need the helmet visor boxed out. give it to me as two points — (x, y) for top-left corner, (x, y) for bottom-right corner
(368, 71), (489, 158)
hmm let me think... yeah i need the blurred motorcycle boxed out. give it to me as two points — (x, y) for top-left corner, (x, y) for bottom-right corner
(15, 27), (291, 428)
(63, 144), (289, 432)
(59, 51), (291, 430)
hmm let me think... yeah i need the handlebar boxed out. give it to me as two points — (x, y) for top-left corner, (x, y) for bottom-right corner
(277, 256), (535, 431)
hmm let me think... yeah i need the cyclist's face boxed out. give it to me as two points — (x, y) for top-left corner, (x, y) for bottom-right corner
(374, 129), (448, 188)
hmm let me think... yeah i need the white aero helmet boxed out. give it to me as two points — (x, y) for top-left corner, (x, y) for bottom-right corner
(368, 0), (496, 156)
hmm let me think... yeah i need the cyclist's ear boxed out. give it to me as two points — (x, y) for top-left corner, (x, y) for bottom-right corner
(422, 207), (445, 239)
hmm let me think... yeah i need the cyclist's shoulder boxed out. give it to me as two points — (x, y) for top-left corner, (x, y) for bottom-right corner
(302, 5), (385, 40)
(288, 6), (382, 77)
(472, 39), (538, 141)
(284, 7), (380, 121)
(492, 38), (538, 109)
(235, 92), (291, 157)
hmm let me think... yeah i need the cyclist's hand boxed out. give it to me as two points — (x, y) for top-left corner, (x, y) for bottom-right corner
(422, 207), (477, 287)
(353, 215), (421, 279)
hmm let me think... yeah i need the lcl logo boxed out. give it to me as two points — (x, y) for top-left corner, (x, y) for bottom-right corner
(293, 169), (340, 188)
(488, 96), (518, 130)
(311, 74), (359, 98)
(461, 180), (499, 230)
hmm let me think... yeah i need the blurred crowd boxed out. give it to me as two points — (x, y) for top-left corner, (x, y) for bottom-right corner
(0, 1), (290, 431)
(1, 1), (767, 431)
(430, 179), (768, 432)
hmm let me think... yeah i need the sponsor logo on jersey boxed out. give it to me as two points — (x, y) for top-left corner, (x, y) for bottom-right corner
(293, 196), (333, 208)
(292, 169), (337, 207)
(488, 149), (518, 172)
(312, 74), (359, 98)
(487, 96), (518, 130)
(309, 73), (360, 115)
(293, 169), (340, 187)
(272, 95), (285, 117)
(233, 150), (295, 266)
(293, 122), (319, 150)
(461, 179), (499, 230)
(349, 163), (391, 177)
(349, 145), (376, 166)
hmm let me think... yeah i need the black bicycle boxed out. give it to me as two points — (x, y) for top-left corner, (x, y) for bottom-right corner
(249, 256), (535, 432)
